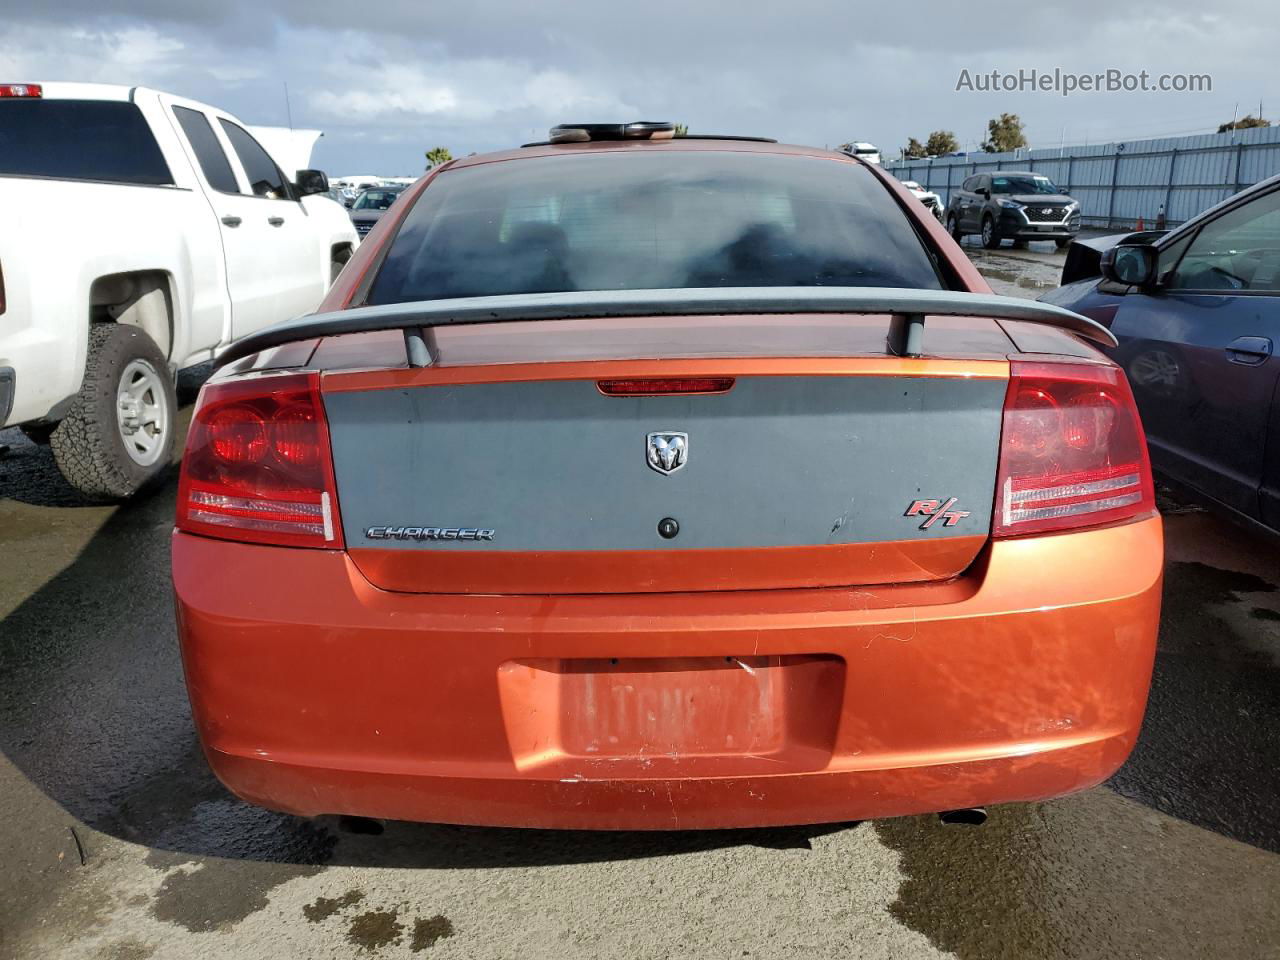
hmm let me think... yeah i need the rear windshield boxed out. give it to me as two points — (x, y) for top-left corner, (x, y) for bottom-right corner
(0, 100), (173, 186)
(367, 151), (943, 304)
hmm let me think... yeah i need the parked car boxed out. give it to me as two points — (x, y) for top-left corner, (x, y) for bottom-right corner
(945, 171), (1081, 249)
(1042, 174), (1280, 534)
(0, 82), (357, 499)
(840, 141), (882, 165)
(349, 184), (408, 238)
(173, 123), (1161, 830)
(901, 179), (943, 219)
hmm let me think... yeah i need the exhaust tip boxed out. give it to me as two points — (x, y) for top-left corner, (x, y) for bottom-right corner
(337, 815), (386, 836)
(938, 807), (987, 826)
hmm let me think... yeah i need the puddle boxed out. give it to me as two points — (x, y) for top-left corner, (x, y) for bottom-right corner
(304, 889), (365, 923)
(347, 909), (405, 951)
(972, 265), (1054, 288)
(411, 915), (455, 952)
(876, 804), (1062, 958)
(965, 247), (1066, 300)
(1108, 559), (1280, 851)
(878, 790), (1280, 960)
(151, 857), (324, 933)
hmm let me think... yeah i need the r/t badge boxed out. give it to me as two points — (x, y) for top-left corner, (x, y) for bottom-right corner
(905, 498), (971, 529)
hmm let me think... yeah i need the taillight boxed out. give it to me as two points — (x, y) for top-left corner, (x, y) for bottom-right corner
(993, 360), (1155, 538)
(176, 372), (343, 548)
(0, 83), (42, 98)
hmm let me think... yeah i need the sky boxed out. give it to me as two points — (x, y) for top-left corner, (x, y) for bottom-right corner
(1, 1), (1275, 176)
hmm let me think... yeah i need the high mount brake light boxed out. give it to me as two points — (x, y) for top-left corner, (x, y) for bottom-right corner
(597, 377), (735, 396)
(0, 84), (42, 98)
(993, 360), (1155, 538)
(176, 373), (343, 549)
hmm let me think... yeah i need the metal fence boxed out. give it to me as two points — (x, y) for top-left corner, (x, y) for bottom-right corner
(884, 125), (1280, 229)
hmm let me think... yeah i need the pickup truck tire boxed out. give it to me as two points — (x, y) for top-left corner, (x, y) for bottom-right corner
(50, 324), (177, 501)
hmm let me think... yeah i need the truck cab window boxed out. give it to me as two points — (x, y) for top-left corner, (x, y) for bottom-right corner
(0, 100), (172, 185)
(172, 106), (239, 194)
(217, 119), (292, 200)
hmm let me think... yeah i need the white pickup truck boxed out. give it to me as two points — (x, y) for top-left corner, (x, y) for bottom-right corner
(0, 82), (357, 499)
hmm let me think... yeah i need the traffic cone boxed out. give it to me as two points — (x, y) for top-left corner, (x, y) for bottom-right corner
(1136, 215), (1145, 230)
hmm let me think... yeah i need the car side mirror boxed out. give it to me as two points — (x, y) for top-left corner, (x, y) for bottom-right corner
(978, 188), (990, 199)
(1101, 244), (1158, 288)
(294, 169), (330, 197)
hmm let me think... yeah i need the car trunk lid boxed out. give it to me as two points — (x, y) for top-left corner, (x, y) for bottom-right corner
(319, 321), (1010, 595)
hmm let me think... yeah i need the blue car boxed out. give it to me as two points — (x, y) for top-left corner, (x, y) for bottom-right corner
(1042, 175), (1280, 534)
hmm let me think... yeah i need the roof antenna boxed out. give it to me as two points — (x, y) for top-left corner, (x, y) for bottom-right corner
(283, 81), (294, 131)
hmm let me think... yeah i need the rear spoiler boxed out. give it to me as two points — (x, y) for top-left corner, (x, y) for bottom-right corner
(216, 286), (1117, 368)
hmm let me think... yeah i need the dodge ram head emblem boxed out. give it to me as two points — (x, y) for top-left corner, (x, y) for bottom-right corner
(647, 432), (688, 475)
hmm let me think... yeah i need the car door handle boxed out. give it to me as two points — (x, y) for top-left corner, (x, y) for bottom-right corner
(220, 215), (242, 227)
(1226, 336), (1273, 364)
(267, 216), (285, 227)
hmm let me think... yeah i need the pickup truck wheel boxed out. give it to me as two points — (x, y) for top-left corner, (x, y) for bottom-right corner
(50, 324), (177, 500)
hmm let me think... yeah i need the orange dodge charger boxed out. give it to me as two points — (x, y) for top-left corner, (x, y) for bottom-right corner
(173, 124), (1162, 830)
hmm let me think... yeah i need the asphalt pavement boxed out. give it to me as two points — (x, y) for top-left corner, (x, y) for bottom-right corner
(1, 245), (1278, 959)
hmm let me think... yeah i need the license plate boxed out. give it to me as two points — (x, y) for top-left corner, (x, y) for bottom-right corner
(499, 655), (845, 765)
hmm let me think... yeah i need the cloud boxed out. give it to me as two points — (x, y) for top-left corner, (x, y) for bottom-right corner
(0, 1), (1274, 173)
(0, 25), (186, 83)
(303, 55), (634, 126)
(78, 26), (185, 66)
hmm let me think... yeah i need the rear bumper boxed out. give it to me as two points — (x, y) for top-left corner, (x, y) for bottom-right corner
(173, 516), (1163, 829)
(0, 316), (82, 426)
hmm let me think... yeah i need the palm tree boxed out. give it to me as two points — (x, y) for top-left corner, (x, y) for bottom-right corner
(424, 147), (453, 170)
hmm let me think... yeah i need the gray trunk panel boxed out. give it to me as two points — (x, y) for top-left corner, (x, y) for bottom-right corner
(325, 376), (1004, 552)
